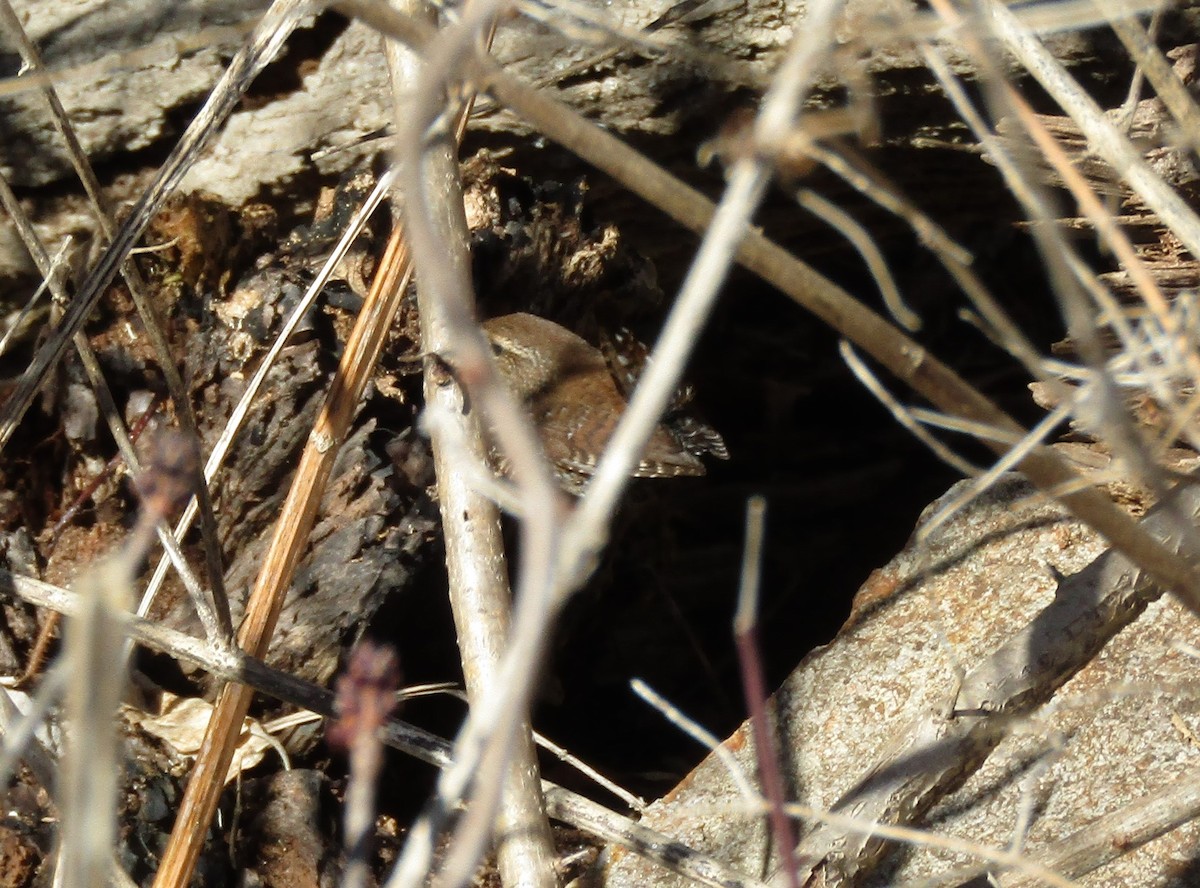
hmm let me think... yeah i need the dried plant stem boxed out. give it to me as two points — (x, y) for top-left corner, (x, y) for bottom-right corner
(0, 170), (226, 645)
(343, 732), (386, 888)
(384, 2), (568, 887)
(840, 342), (982, 476)
(795, 189), (917, 332)
(150, 222), (414, 888)
(998, 763), (1200, 888)
(0, 664), (64, 793)
(57, 557), (133, 888)
(335, 643), (401, 888)
(1103, 2), (1200, 153)
(140, 168), (397, 614)
(58, 447), (185, 888)
(987, 0), (1200, 261)
(925, 0), (1200, 587)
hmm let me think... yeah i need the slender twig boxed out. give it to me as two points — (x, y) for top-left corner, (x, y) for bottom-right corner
(388, 2), (559, 884)
(0, 664), (66, 792)
(631, 679), (758, 803)
(328, 642), (401, 888)
(0, 170), (226, 646)
(796, 189), (918, 331)
(732, 498), (800, 888)
(840, 341), (982, 476)
(140, 167), (397, 613)
(58, 432), (195, 888)
(0, 567), (772, 888)
(927, 0), (1200, 592)
(384, 1), (564, 886)
(0, 0), (231, 636)
(151, 183), (415, 888)
(913, 403), (1072, 545)
(986, 0), (1200, 261)
(14, 396), (161, 688)
(0, 0), (312, 451)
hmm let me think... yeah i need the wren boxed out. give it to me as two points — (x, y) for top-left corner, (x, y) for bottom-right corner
(481, 312), (727, 493)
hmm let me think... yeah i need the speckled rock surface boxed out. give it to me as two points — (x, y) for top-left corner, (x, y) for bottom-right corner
(597, 464), (1200, 887)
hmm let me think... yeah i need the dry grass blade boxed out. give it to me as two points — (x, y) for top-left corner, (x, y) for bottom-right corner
(732, 497), (800, 887)
(839, 341), (982, 477)
(58, 432), (193, 888)
(0, 664), (63, 795)
(151, 216), (414, 887)
(12, 0), (1200, 884)
(987, 0), (1200, 261)
(0, 169), (227, 645)
(787, 476), (1200, 883)
(795, 189), (919, 332)
(139, 167), (398, 616)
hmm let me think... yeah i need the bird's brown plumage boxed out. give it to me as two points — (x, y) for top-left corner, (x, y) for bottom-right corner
(482, 313), (724, 493)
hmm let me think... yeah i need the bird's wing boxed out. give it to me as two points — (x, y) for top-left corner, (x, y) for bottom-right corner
(534, 399), (705, 479)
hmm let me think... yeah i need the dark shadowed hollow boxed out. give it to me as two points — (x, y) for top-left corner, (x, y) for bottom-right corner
(377, 140), (1071, 803)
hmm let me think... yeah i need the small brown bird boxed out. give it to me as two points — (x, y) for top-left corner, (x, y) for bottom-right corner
(482, 312), (727, 493)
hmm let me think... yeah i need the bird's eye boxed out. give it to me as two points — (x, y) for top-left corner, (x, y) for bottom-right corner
(491, 341), (505, 356)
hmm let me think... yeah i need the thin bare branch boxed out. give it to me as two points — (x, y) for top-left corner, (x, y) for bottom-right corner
(385, 1), (558, 884)
(0, 0), (231, 634)
(151, 155), (415, 888)
(0, 567), (773, 888)
(733, 497), (800, 888)
(0, 170), (226, 646)
(0, 0), (314, 452)
(840, 341), (982, 477)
